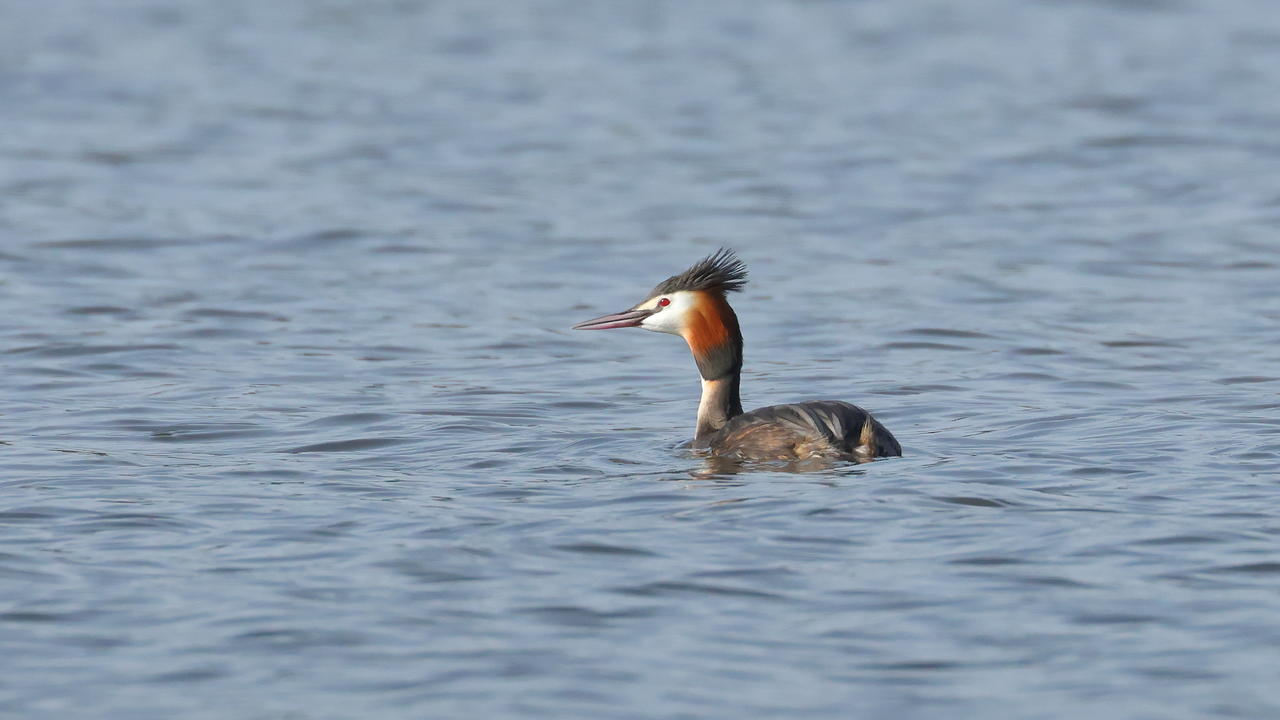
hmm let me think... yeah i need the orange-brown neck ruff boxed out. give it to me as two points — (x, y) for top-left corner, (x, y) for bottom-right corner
(683, 292), (744, 439)
(681, 292), (741, 380)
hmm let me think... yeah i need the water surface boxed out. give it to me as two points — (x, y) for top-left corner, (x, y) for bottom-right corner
(4, 1), (1280, 718)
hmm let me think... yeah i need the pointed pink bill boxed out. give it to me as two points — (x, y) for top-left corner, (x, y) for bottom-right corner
(572, 308), (654, 330)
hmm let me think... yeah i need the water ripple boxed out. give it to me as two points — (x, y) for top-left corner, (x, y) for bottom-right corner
(5, 1), (1280, 718)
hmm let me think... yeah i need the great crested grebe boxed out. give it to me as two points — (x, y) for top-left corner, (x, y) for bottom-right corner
(573, 248), (901, 462)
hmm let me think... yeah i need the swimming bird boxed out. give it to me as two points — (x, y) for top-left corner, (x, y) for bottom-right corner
(573, 248), (901, 462)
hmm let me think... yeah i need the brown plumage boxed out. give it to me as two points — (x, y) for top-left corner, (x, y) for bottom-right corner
(683, 293), (735, 359)
(573, 248), (900, 463)
(707, 401), (900, 461)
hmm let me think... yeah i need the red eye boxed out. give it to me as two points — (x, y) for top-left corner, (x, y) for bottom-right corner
(658, 298), (671, 307)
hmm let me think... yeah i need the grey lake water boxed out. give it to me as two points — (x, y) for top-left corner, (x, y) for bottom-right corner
(4, 1), (1280, 718)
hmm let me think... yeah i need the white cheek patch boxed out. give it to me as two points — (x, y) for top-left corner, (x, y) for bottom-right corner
(639, 291), (695, 335)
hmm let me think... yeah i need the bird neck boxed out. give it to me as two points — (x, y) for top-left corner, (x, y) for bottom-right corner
(685, 293), (744, 440)
(696, 373), (742, 440)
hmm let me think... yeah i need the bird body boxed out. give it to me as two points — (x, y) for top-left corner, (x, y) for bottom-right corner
(704, 400), (900, 462)
(573, 249), (900, 463)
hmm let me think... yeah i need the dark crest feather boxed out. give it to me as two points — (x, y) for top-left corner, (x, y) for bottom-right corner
(652, 248), (748, 296)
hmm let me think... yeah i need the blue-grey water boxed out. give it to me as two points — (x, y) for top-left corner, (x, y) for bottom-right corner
(4, 1), (1280, 718)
